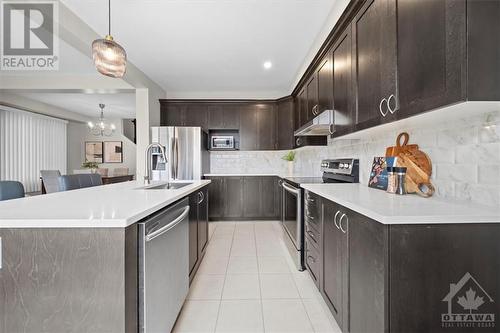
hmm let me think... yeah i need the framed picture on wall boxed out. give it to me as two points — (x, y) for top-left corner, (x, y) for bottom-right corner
(85, 142), (103, 163)
(104, 141), (123, 163)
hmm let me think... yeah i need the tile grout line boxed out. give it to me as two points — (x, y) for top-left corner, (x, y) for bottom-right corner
(253, 222), (267, 333)
(213, 222), (235, 333)
(275, 220), (318, 332)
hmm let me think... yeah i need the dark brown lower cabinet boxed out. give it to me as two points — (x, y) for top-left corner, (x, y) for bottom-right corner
(389, 224), (500, 333)
(261, 176), (279, 218)
(224, 177), (244, 219)
(208, 176), (224, 219)
(304, 191), (323, 287)
(322, 199), (349, 332)
(206, 176), (281, 221)
(305, 235), (321, 286)
(313, 194), (500, 333)
(197, 186), (209, 254)
(348, 208), (389, 333)
(243, 177), (261, 218)
(188, 185), (210, 282)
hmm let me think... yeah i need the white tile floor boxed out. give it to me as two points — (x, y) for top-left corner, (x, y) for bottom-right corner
(173, 221), (342, 333)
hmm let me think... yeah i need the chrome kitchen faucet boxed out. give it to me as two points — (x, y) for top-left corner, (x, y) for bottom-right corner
(144, 142), (167, 185)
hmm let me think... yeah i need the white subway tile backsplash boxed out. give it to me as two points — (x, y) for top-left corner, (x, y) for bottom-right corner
(478, 165), (500, 185)
(435, 164), (477, 183)
(210, 110), (500, 207)
(455, 143), (500, 164)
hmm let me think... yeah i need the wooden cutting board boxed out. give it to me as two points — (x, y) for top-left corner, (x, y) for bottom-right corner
(396, 153), (435, 197)
(386, 132), (432, 177)
(387, 132), (435, 197)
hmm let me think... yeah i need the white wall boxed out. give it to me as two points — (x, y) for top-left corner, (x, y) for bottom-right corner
(210, 107), (500, 208)
(67, 119), (136, 176)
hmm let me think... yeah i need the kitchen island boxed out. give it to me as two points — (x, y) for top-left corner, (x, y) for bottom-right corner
(301, 184), (500, 333)
(0, 180), (210, 333)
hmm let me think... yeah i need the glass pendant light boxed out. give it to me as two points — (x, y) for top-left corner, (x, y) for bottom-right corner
(88, 104), (116, 137)
(92, 0), (127, 78)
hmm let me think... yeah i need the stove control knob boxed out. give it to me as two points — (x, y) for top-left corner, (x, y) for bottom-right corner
(344, 163), (350, 169)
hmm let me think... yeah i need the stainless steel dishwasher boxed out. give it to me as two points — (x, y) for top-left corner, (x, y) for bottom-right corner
(138, 198), (190, 333)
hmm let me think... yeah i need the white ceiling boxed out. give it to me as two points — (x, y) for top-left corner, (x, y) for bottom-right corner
(61, 0), (339, 99)
(16, 92), (136, 119)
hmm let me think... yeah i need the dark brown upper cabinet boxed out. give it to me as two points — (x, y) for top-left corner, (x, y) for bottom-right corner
(208, 104), (240, 129)
(467, 0), (500, 101)
(317, 55), (333, 115)
(298, 88), (308, 128)
(276, 97), (295, 150)
(294, 92), (327, 148)
(239, 105), (258, 151)
(306, 75), (319, 122)
(255, 104), (276, 150)
(161, 103), (184, 126)
(396, 0), (466, 119)
(184, 104), (208, 128)
(332, 25), (354, 137)
(353, 0), (397, 131)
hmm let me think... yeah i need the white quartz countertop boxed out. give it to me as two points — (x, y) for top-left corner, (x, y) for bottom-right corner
(301, 183), (500, 224)
(0, 180), (211, 228)
(204, 173), (308, 178)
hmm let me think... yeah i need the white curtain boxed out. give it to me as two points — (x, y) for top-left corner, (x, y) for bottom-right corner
(0, 107), (67, 193)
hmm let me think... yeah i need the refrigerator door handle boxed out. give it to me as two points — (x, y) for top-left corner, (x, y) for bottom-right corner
(174, 137), (179, 180)
(170, 135), (176, 180)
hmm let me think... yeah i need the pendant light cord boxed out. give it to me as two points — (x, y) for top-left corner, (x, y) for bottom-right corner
(108, 0), (111, 36)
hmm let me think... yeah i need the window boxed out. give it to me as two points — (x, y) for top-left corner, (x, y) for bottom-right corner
(0, 107), (67, 193)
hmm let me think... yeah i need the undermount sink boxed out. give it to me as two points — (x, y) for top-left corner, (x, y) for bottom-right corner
(143, 182), (193, 190)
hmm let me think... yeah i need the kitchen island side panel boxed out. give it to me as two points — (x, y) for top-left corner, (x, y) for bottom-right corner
(0, 228), (127, 333)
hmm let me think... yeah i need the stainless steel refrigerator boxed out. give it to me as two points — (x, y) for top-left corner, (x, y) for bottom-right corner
(150, 127), (210, 181)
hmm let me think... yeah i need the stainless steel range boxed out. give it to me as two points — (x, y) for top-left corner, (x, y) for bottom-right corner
(280, 158), (359, 271)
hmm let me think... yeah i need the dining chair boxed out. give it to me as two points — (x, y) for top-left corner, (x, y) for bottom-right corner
(40, 170), (61, 194)
(73, 169), (92, 174)
(58, 174), (103, 191)
(113, 167), (129, 176)
(96, 168), (109, 177)
(0, 181), (25, 201)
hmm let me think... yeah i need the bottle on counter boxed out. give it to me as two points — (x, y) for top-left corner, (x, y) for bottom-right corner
(394, 167), (407, 195)
(386, 167), (397, 194)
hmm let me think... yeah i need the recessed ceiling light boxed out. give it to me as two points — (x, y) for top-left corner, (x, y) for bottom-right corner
(263, 61), (273, 70)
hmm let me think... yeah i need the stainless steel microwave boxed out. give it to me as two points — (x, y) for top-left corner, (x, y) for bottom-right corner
(211, 136), (235, 149)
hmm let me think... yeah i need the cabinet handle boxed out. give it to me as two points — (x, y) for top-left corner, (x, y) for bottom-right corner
(312, 104), (319, 116)
(306, 214), (314, 220)
(334, 210), (341, 229)
(198, 191), (204, 204)
(307, 255), (316, 264)
(278, 179), (283, 186)
(339, 213), (348, 234)
(329, 123), (335, 135)
(387, 94), (397, 114)
(296, 137), (302, 146)
(379, 98), (388, 117)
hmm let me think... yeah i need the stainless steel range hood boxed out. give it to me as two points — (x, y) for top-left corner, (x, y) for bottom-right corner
(294, 110), (334, 136)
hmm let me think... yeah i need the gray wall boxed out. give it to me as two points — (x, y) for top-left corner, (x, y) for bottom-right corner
(67, 119), (137, 176)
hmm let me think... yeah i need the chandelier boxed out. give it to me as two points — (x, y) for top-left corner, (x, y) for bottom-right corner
(92, 0), (127, 78)
(88, 104), (116, 136)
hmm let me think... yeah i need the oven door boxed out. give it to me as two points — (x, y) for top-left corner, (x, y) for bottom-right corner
(281, 181), (302, 250)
